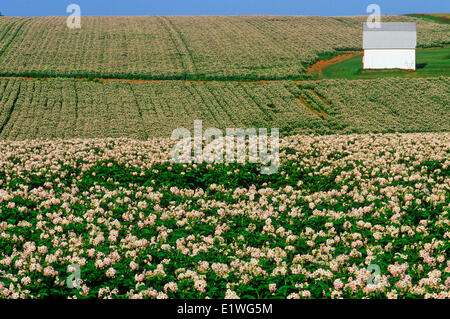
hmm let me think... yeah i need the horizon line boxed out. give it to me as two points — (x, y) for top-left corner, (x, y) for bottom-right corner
(2, 13), (446, 18)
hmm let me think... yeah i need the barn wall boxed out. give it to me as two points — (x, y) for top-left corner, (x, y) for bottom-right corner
(363, 49), (416, 70)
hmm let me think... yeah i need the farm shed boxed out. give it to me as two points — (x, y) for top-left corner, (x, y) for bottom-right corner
(363, 22), (417, 70)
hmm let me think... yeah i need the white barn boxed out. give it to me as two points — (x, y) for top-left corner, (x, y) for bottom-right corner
(363, 23), (417, 70)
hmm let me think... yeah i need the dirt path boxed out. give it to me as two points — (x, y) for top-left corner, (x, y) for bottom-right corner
(0, 76), (276, 84)
(307, 51), (363, 77)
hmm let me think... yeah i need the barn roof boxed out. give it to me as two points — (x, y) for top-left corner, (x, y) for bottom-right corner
(363, 23), (417, 49)
(363, 22), (416, 32)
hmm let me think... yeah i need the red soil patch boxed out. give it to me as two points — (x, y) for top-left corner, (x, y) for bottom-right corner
(361, 69), (391, 74)
(296, 96), (328, 118)
(308, 51), (363, 77)
(94, 79), (273, 84)
(361, 69), (418, 75)
(97, 78), (161, 84)
(184, 80), (273, 84)
(2, 76), (49, 81)
(0, 76), (274, 84)
(402, 70), (418, 75)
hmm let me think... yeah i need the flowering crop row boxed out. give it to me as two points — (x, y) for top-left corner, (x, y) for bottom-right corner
(0, 77), (448, 140)
(291, 77), (450, 134)
(0, 133), (448, 298)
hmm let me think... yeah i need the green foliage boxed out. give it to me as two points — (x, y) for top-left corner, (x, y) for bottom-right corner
(319, 46), (450, 80)
(405, 14), (450, 25)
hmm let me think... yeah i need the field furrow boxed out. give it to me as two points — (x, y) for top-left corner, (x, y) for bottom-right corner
(158, 17), (196, 78)
(0, 80), (21, 137)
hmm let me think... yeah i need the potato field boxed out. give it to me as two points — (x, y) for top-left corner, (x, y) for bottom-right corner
(0, 13), (448, 300)
(0, 77), (448, 140)
(0, 133), (448, 298)
(0, 16), (448, 80)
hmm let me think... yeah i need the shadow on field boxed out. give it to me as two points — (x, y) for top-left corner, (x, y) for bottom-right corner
(416, 63), (428, 69)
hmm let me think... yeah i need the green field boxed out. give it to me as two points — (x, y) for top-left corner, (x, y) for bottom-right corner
(317, 46), (450, 80)
(405, 13), (450, 25)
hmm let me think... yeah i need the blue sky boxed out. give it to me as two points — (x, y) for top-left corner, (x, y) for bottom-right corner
(1, 0), (448, 17)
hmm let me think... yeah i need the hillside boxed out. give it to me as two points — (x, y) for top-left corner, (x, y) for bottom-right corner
(0, 15), (448, 81)
(0, 77), (448, 140)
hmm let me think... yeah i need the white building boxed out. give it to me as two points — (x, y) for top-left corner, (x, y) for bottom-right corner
(363, 22), (417, 70)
